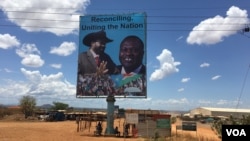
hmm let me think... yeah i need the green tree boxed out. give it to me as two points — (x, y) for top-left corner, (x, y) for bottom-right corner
(51, 101), (69, 110)
(19, 95), (36, 118)
(241, 114), (250, 124)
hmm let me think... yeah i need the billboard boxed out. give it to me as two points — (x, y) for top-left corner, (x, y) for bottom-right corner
(76, 13), (147, 98)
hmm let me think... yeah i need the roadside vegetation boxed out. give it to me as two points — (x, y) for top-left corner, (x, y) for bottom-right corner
(211, 114), (250, 138)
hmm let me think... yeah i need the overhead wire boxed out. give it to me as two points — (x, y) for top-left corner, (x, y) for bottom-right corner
(0, 20), (248, 31)
(1, 16), (249, 25)
(235, 65), (250, 110)
(0, 8), (249, 35)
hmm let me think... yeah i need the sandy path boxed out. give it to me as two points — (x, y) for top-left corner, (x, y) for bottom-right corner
(0, 119), (220, 141)
(0, 121), (141, 141)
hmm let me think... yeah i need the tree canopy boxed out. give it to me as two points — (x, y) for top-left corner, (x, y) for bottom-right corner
(51, 101), (69, 110)
(19, 95), (36, 118)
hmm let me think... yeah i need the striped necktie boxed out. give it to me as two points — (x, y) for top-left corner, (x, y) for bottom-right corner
(95, 56), (100, 66)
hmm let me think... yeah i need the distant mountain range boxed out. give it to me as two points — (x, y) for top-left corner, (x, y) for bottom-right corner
(38, 104), (53, 109)
(1, 104), (187, 115)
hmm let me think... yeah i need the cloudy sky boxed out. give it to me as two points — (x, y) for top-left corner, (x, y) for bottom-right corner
(1, 0), (250, 111)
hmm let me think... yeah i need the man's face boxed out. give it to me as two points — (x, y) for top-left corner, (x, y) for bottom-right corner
(91, 40), (106, 55)
(119, 39), (143, 72)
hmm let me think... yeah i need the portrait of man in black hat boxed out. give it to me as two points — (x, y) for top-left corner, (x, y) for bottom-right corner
(78, 30), (119, 76)
(77, 30), (119, 97)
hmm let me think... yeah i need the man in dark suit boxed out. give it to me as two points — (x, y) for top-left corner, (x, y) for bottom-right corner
(116, 35), (146, 96)
(78, 30), (118, 77)
(77, 30), (119, 96)
(117, 35), (145, 76)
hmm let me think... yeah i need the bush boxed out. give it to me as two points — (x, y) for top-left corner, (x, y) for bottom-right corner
(0, 105), (11, 119)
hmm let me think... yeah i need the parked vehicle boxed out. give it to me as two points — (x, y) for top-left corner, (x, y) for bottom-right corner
(46, 111), (65, 121)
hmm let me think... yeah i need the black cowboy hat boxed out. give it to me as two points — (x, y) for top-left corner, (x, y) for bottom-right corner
(82, 30), (113, 46)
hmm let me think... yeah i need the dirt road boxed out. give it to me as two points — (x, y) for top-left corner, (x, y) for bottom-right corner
(0, 118), (220, 141)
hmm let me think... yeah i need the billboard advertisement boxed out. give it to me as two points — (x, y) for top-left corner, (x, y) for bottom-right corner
(76, 13), (147, 98)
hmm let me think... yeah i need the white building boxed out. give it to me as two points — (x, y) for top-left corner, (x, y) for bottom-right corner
(190, 107), (250, 118)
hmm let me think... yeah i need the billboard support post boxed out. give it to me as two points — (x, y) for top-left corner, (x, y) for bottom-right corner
(106, 95), (116, 135)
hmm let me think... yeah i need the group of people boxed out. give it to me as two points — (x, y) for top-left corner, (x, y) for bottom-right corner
(95, 122), (120, 137)
(77, 74), (115, 97)
(77, 30), (146, 96)
(94, 121), (139, 137)
(77, 73), (146, 97)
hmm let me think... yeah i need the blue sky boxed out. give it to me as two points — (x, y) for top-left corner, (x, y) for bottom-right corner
(1, 0), (250, 111)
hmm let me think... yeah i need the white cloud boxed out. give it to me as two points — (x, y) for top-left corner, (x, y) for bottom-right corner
(4, 68), (13, 73)
(200, 62), (210, 68)
(21, 54), (44, 68)
(165, 98), (189, 104)
(16, 43), (41, 57)
(211, 75), (221, 80)
(176, 36), (183, 41)
(117, 98), (189, 110)
(20, 68), (75, 97)
(50, 42), (76, 56)
(50, 64), (62, 69)
(0, 0), (90, 36)
(150, 49), (181, 81)
(0, 80), (31, 98)
(197, 99), (238, 107)
(0, 34), (20, 49)
(16, 44), (44, 67)
(181, 78), (190, 83)
(187, 6), (249, 45)
(0, 68), (76, 105)
(198, 100), (212, 105)
(178, 88), (184, 92)
(216, 99), (228, 105)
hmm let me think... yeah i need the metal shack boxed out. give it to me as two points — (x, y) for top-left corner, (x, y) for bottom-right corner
(125, 109), (171, 138)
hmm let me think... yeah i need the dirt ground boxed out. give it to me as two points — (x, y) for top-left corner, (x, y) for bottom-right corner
(0, 115), (220, 141)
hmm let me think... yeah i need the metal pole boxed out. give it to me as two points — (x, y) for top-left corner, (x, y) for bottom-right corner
(106, 95), (116, 135)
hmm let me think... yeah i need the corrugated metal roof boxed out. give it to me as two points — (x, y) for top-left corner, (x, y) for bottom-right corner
(200, 107), (250, 113)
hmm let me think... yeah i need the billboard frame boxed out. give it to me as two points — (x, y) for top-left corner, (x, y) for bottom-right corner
(76, 12), (147, 99)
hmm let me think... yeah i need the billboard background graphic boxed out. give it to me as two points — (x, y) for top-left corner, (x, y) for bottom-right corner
(76, 13), (147, 98)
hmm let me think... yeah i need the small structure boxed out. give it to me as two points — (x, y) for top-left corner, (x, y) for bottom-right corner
(124, 109), (171, 138)
(175, 121), (197, 137)
(74, 111), (107, 133)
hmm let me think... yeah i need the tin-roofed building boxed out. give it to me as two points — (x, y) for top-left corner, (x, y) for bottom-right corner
(190, 107), (250, 118)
